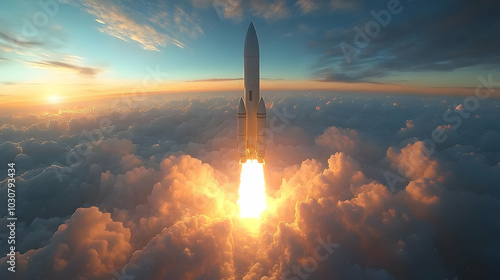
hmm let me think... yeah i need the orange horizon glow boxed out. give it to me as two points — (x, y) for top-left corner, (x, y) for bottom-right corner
(1, 78), (496, 108)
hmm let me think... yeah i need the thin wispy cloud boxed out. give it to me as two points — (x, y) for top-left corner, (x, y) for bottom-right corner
(295, 0), (316, 14)
(251, 0), (289, 20)
(195, 0), (290, 22)
(330, 0), (359, 11)
(28, 60), (104, 77)
(63, 0), (203, 51)
(296, 0), (359, 14)
(0, 31), (42, 48)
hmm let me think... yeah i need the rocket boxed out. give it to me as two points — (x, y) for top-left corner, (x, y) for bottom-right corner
(238, 22), (266, 164)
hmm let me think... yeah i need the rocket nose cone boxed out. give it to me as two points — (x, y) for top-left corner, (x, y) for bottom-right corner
(244, 22), (259, 57)
(237, 97), (246, 113)
(257, 97), (266, 114)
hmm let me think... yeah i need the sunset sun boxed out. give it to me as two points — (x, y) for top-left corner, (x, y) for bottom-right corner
(48, 95), (61, 104)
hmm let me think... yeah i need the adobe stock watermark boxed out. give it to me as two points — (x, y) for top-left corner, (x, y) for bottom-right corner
(283, 235), (340, 280)
(110, 65), (168, 120)
(340, 0), (412, 64)
(384, 73), (499, 192)
(264, 104), (297, 145)
(50, 118), (113, 182)
(22, 0), (60, 38)
(226, 101), (297, 173)
(50, 65), (167, 182)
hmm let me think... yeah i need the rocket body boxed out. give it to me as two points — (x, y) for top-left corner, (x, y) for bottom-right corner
(238, 23), (266, 164)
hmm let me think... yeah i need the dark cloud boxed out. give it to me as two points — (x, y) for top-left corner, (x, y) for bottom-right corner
(7, 207), (131, 280)
(0, 31), (42, 48)
(295, 0), (361, 13)
(28, 60), (104, 77)
(0, 92), (499, 279)
(309, 0), (500, 82)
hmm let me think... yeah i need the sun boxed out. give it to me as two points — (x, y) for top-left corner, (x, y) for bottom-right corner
(48, 95), (61, 104)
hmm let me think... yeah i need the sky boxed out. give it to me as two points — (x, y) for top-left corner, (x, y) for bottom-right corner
(1, 0), (499, 105)
(0, 1), (500, 279)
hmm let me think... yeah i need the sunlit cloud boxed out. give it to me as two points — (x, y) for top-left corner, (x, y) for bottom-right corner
(0, 93), (499, 279)
(62, 0), (203, 51)
(295, 0), (316, 14)
(250, 0), (289, 20)
(195, 0), (291, 21)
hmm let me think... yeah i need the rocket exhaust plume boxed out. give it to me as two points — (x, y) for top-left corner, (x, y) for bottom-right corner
(237, 23), (267, 218)
(238, 160), (266, 218)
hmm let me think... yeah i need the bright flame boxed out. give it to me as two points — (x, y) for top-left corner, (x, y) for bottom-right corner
(238, 160), (267, 218)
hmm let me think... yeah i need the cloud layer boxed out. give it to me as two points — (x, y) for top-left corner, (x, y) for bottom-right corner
(1, 92), (499, 279)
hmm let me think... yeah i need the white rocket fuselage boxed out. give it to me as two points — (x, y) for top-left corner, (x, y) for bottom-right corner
(238, 23), (266, 164)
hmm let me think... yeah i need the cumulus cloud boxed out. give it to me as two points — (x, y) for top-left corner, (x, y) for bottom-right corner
(125, 215), (235, 279)
(1, 92), (499, 279)
(2, 207), (131, 280)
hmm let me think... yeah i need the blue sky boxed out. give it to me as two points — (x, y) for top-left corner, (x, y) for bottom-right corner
(0, 0), (499, 103)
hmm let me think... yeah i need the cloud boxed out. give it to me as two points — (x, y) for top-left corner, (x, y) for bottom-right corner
(0, 20), (69, 62)
(28, 60), (104, 77)
(205, 0), (244, 21)
(195, 0), (290, 21)
(296, 0), (316, 14)
(296, 0), (360, 14)
(330, 0), (359, 11)
(0, 32), (100, 78)
(124, 215), (235, 279)
(0, 31), (42, 48)
(250, 0), (289, 20)
(308, 0), (500, 83)
(1, 92), (499, 279)
(195, 0), (361, 22)
(4, 207), (131, 280)
(63, 0), (203, 51)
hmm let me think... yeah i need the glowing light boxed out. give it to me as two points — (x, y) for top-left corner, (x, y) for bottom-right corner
(238, 160), (267, 218)
(48, 95), (61, 103)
